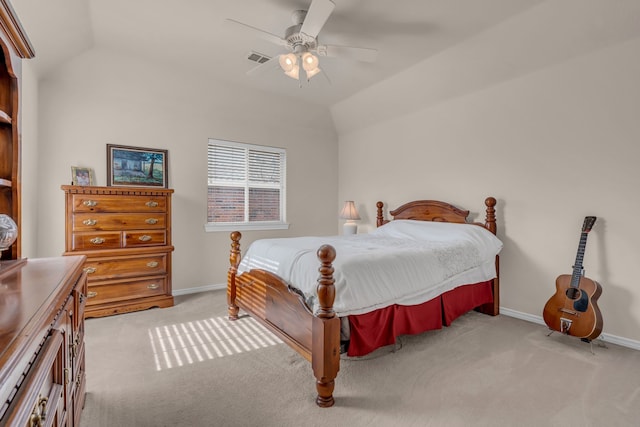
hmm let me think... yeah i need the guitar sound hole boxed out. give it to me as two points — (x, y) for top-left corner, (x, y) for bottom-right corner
(565, 288), (581, 300)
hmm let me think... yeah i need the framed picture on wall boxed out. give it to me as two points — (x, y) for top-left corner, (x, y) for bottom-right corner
(71, 166), (95, 186)
(107, 144), (168, 188)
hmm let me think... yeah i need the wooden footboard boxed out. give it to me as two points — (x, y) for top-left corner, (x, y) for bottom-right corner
(227, 232), (340, 407)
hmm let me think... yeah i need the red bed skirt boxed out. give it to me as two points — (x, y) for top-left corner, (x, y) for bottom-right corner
(346, 281), (494, 357)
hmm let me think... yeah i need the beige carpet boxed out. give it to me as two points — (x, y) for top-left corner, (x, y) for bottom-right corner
(80, 290), (640, 427)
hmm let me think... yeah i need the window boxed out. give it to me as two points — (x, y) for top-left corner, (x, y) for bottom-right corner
(206, 139), (288, 231)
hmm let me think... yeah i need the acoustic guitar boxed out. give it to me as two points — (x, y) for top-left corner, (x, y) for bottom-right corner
(542, 216), (603, 341)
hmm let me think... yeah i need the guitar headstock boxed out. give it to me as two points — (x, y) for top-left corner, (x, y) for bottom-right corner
(582, 216), (597, 232)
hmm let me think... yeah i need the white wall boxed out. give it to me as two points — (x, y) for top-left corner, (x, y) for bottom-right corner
(333, 1), (640, 343)
(19, 60), (38, 257)
(34, 47), (338, 291)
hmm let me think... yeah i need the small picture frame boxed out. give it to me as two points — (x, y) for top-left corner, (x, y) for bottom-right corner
(71, 166), (94, 186)
(107, 144), (168, 188)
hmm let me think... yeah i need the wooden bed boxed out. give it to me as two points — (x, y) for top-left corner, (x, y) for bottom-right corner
(227, 197), (499, 407)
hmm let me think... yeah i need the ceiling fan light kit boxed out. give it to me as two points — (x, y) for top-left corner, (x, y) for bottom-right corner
(278, 52), (321, 82)
(277, 51), (320, 81)
(227, 0), (377, 85)
(279, 53), (297, 71)
(302, 52), (319, 71)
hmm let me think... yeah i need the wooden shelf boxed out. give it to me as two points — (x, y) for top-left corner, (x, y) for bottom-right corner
(0, 1), (30, 260)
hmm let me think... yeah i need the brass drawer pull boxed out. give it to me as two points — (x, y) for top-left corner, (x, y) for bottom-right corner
(147, 261), (159, 268)
(139, 235), (152, 242)
(83, 200), (98, 207)
(83, 219), (97, 226)
(147, 284), (160, 290)
(90, 237), (105, 244)
(87, 291), (98, 298)
(29, 395), (48, 427)
(83, 267), (96, 274)
(70, 341), (78, 358)
(145, 218), (158, 225)
(145, 201), (159, 208)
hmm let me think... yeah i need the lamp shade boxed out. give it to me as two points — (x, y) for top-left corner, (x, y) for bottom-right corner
(279, 53), (300, 80)
(301, 52), (320, 80)
(339, 201), (360, 221)
(284, 65), (300, 80)
(305, 67), (321, 80)
(278, 53), (297, 71)
(302, 52), (319, 71)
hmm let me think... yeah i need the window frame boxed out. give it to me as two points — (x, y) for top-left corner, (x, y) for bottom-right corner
(205, 139), (289, 232)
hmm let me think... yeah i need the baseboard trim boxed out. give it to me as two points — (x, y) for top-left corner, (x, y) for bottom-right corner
(500, 307), (640, 351)
(172, 283), (226, 296)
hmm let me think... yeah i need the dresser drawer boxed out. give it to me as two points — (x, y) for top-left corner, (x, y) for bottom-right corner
(86, 277), (167, 305)
(2, 329), (66, 427)
(71, 194), (167, 213)
(83, 253), (167, 280)
(72, 231), (122, 250)
(123, 230), (166, 247)
(73, 212), (166, 231)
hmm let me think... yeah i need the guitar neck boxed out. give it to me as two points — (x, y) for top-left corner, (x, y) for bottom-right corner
(570, 232), (589, 287)
(570, 216), (596, 288)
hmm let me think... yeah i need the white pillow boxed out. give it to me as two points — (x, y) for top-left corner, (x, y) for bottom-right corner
(371, 220), (503, 254)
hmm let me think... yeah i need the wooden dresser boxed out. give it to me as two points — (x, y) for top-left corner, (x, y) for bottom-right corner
(61, 185), (174, 318)
(0, 256), (87, 427)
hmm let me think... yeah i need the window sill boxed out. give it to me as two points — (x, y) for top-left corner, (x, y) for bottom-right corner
(204, 222), (290, 232)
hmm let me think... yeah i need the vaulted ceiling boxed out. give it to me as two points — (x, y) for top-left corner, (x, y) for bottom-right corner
(12, 0), (546, 107)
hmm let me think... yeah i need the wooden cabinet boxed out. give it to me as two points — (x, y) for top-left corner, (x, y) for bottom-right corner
(0, 1), (35, 261)
(0, 256), (87, 427)
(61, 185), (174, 318)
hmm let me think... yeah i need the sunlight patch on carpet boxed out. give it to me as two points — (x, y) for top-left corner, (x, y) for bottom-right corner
(148, 316), (282, 370)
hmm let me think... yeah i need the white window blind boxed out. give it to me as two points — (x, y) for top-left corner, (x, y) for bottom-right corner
(206, 139), (288, 231)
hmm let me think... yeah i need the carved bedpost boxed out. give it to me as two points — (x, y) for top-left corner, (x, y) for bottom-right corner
(227, 231), (241, 320)
(484, 197), (497, 235)
(479, 197), (500, 316)
(376, 201), (384, 227)
(315, 245), (337, 319)
(312, 244), (340, 408)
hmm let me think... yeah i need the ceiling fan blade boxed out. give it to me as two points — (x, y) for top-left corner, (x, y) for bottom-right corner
(246, 56), (281, 77)
(317, 44), (378, 62)
(321, 69), (332, 85)
(226, 19), (288, 47)
(300, 0), (335, 39)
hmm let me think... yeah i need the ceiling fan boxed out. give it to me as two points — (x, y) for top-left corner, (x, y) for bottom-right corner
(226, 0), (377, 83)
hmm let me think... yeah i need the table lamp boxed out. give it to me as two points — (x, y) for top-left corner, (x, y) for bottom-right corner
(339, 201), (361, 235)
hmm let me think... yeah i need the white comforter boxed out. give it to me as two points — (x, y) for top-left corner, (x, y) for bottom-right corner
(237, 220), (503, 317)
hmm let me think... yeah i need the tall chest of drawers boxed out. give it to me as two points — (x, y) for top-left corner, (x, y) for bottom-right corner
(61, 185), (174, 318)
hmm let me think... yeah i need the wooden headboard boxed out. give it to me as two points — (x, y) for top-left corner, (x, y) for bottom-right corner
(376, 197), (497, 235)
